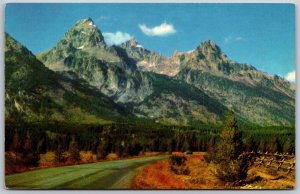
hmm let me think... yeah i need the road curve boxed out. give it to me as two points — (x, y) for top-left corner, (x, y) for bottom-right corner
(5, 156), (167, 189)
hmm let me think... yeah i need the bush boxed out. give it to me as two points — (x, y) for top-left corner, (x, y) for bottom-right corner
(80, 151), (94, 162)
(40, 151), (56, 163)
(23, 152), (40, 167)
(169, 155), (187, 166)
(106, 153), (118, 160)
(169, 155), (190, 175)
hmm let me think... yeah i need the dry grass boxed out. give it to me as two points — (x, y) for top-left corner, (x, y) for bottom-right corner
(243, 166), (295, 189)
(131, 154), (224, 189)
(180, 155), (225, 189)
(131, 154), (295, 190)
(142, 152), (161, 156)
(132, 159), (186, 189)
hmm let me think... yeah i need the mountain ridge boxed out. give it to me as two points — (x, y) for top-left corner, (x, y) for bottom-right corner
(35, 18), (229, 125)
(118, 25), (295, 126)
(8, 17), (294, 127)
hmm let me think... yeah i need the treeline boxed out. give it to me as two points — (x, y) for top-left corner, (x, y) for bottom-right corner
(5, 121), (295, 168)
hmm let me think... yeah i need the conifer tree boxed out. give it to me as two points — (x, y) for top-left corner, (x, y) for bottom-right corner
(23, 131), (40, 166)
(69, 136), (80, 162)
(258, 139), (265, 152)
(205, 137), (216, 162)
(283, 138), (294, 154)
(122, 143), (130, 158)
(96, 138), (108, 160)
(269, 135), (280, 153)
(167, 139), (174, 155)
(216, 110), (243, 160)
(11, 132), (21, 154)
(183, 135), (190, 152)
(213, 110), (253, 183)
(24, 131), (33, 154)
(55, 143), (65, 163)
(245, 136), (256, 152)
(114, 140), (123, 157)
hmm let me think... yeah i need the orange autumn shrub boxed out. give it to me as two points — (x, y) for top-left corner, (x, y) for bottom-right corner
(80, 151), (94, 162)
(39, 152), (56, 164)
(106, 153), (119, 160)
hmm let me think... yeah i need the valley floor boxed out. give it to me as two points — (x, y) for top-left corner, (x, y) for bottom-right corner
(6, 151), (295, 190)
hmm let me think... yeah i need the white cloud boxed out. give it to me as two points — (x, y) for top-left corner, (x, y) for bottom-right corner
(99, 15), (109, 20)
(138, 21), (176, 36)
(224, 36), (243, 43)
(103, 31), (133, 45)
(285, 71), (296, 82)
(224, 36), (232, 43)
(235, 37), (243, 41)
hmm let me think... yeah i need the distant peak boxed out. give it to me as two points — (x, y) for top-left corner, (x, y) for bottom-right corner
(76, 17), (96, 27)
(123, 38), (144, 49)
(196, 40), (221, 54)
(200, 40), (218, 49)
(62, 17), (105, 48)
(86, 17), (93, 21)
(128, 38), (139, 46)
(78, 17), (94, 23)
(203, 40), (216, 45)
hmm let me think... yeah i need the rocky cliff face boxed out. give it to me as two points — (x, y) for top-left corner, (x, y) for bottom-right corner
(37, 18), (153, 104)
(127, 38), (295, 126)
(5, 33), (126, 123)
(120, 39), (180, 76)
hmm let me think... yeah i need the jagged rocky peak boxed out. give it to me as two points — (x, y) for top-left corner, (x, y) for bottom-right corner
(196, 40), (222, 55)
(191, 40), (230, 64)
(62, 17), (106, 49)
(123, 38), (144, 49)
(76, 17), (96, 27)
(129, 38), (138, 46)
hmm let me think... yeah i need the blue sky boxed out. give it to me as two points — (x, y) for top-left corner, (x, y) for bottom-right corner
(5, 3), (295, 81)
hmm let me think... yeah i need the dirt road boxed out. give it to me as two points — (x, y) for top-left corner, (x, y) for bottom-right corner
(5, 156), (166, 189)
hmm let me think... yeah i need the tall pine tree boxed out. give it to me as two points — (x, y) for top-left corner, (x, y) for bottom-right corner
(213, 110), (253, 183)
(96, 138), (109, 160)
(69, 136), (80, 162)
(245, 136), (256, 152)
(269, 135), (280, 153)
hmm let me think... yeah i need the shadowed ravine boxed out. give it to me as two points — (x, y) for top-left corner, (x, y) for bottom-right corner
(5, 156), (167, 189)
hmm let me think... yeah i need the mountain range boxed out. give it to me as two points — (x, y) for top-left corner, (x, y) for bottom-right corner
(5, 18), (295, 127)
